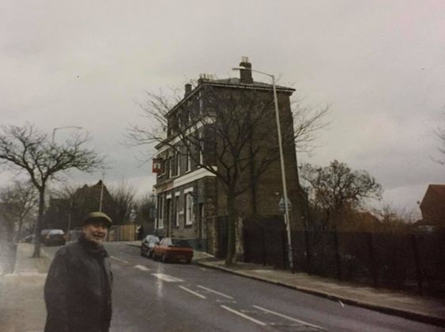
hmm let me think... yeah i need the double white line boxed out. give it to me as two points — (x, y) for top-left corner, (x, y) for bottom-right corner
(221, 304), (324, 330)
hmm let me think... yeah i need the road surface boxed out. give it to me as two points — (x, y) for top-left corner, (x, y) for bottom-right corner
(82, 243), (443, 332)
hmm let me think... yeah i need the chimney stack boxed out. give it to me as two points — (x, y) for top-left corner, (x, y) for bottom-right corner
(239, 56), (253, 84)
(185, 83), (192, 97)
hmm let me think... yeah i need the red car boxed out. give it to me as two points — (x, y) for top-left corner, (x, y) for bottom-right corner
(152, 238), (194, 264)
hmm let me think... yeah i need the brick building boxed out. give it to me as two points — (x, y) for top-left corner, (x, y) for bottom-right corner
(44, 180), (116, 231)
(153, 58), (300, 254)
(417, 184), (445, 231)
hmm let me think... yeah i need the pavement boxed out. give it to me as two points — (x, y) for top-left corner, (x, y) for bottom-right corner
(197, 258), (445, 328)
(0, 243), (51, 332)
(1, 242), (444, 332)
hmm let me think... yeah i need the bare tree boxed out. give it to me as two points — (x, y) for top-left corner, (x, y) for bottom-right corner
(435, 124), (445, 164)
(301, 160), (383, 228)
(128, 82), (329, 265)
(135, 192), (156, 221)
(0, 180), (38, 241)
(373, 204), (416, 233)
(291, 97), (330, 154)
(0, 124), (104, 257)
(108, 181), (137, 224)
(301, 160), (382, 279)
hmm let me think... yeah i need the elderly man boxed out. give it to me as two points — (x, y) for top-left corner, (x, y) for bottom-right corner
(44, 212), (113, 332)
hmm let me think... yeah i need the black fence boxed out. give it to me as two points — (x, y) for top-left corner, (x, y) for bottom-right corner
(216, 216), (228, 259)
(243, 228), (445, 297)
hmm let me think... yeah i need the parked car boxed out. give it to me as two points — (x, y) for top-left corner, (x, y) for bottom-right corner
(152, 237), (194, 264)
(41, 229), (66, 246)
(23, 234), (34, 243)
(140, 235), (160, 258)
(67, 229), (83, 243)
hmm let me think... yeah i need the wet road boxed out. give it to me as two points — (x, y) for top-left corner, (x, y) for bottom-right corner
(103, 242), (442, 332)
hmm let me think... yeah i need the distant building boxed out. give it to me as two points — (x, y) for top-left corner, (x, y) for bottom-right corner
(416, 184), (445, 231)
(44, 180), (115, 231)
(153, 58), (300, 254)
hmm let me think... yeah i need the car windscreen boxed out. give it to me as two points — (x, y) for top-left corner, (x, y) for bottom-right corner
(48, 230), (64, 235)
(41, 229), (64, 235)
(171, 239), (191, 247)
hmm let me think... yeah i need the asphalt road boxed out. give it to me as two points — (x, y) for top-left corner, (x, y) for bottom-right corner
(98, 242), (443, 332)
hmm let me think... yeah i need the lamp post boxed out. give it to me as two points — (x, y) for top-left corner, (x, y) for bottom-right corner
(66, 196), (73, 242)
(232, 66), (294, 270)
(52, 126), (83, 143)
(51, 126), (82, 240)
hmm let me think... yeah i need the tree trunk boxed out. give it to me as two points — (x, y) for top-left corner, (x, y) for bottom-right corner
(32, 188), (45, 258)
(5, 221), (15, 242)
(16, 218), (24, 243)
(225, 188), (237, 266)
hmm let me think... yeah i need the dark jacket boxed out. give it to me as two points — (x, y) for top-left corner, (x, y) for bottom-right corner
(44, 235), (113, 332)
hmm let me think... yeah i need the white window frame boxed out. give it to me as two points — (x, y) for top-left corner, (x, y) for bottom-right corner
(174, 192), (180, 227)
(185, 193), (194, 225)
(186, 149), (191, 172)
(184, 188), (194, 225)
(168, 157), (172, 178)
(176, 151), (181, 177)
(157, 195), (164, 229)
(199, 131), (204, 165)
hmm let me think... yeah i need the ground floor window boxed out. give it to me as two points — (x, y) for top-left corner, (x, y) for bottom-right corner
(174, 194), (180, 227)
(185, 193), (194, 225)
(157, 195), (164, 229)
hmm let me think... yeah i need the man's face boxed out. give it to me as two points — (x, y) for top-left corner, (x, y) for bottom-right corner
(83, 222), (108, 244)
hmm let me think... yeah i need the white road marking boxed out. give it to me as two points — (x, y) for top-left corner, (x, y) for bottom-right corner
(338, 300), (345, 307)
(179, 286), (207, 299)
(134, 265), (150, 271)
(221, 305), (266, 326)
(151, 273), (184, 282)
(216, 299), (237, 304)
(197, 285), (234, 299)
(253, 305), (325, 331)
(110, 256), (129, 264)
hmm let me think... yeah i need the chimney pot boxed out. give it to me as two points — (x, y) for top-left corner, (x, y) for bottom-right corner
(185, 83), (192, 97)
(239, 56), (253, 84)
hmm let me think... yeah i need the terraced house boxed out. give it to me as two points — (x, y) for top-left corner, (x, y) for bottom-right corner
(153, 58), (300, 255)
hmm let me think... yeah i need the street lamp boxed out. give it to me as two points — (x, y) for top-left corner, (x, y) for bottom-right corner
(51, 126), (82, 241)
(232, 65), (294, 270)
(52, 126), (83, 143)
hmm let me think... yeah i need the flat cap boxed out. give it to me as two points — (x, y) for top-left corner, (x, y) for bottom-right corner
(83, 212), (113, 228)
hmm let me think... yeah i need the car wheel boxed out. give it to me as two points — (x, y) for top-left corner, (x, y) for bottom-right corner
(162, 254), (168, 263)
(148, 251), (153, 259)
(186, 259), (192, 265)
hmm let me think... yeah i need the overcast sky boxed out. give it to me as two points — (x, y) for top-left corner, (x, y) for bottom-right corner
(1, 1), (444, 216)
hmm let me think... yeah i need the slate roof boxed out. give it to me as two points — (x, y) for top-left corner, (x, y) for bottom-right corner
(210, 77), (294, 91)
(420, 184), (445, 208)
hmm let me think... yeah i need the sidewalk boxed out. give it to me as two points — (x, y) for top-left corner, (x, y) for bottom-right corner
(197, 258), (445, 327)
(0, 243), (50, 332)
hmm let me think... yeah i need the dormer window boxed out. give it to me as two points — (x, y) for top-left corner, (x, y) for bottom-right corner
(177, 112), (182, 129)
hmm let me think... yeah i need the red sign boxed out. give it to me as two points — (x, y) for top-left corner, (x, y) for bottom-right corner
(152, 158), (163, 174)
